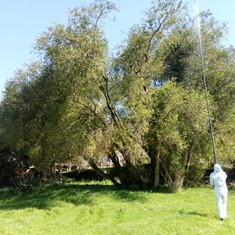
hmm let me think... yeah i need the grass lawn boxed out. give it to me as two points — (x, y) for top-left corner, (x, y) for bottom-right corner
(0, 181), (234, 235)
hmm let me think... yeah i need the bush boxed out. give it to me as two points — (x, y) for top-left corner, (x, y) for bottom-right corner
(13, 172), (45, 193)
(63, 169), (104, 181)
(0, 149), (18, 186)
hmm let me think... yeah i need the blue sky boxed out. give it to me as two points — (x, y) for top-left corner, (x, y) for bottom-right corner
(1, 0), (235, 97)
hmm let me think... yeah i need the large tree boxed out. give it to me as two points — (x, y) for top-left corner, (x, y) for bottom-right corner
(1, 0), (235, 189)
(146, 81), (211, 191)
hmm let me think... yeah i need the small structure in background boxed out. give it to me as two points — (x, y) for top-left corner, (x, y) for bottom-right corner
(99, 156), (113, 168)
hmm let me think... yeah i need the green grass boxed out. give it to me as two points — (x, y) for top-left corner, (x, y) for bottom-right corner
(0, 181), (234, 235)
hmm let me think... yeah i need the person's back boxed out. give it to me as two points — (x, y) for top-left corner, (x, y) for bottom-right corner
(209, 164), (228, 221)
(210, 169), (227, 188)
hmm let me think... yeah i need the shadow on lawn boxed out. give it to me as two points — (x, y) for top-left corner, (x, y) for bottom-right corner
(0, 182), (148, 211)
(178, 210), (208, 217)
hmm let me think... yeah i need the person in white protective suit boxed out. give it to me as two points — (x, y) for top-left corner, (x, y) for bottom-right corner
(209, 164), (228, 221)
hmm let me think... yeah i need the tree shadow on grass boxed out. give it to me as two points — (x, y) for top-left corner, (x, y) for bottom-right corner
(0, 182), (147, 211)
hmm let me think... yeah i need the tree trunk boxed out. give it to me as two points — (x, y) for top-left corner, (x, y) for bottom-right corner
(85, 156), (120, 186)
(169, 175), (184, 193)
(154, 151), (160, 188)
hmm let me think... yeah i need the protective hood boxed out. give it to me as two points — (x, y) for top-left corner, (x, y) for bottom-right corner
(214, 164), (222, 172)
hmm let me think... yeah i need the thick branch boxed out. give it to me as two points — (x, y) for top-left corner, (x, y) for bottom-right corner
(84, 155), (120, 186)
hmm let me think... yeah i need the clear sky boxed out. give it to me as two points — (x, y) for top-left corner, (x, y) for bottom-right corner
(1, 0), (235, 97)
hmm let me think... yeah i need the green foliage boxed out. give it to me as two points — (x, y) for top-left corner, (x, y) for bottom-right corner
(147, 81), (212, 190)
(0, 149), (18, 186)
(13, 173), (45, 194)
(0, 0), (235, 189)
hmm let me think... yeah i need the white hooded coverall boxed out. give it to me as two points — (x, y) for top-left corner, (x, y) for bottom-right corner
(209, 164), (228, 220)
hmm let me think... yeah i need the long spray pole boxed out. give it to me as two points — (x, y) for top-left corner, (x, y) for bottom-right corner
(194, 0), (217, 163)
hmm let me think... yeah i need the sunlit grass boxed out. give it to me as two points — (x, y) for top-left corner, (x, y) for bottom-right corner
(0, 181), (234, 234)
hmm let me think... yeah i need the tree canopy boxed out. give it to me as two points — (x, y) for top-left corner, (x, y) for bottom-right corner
(0, 0), (235, 190)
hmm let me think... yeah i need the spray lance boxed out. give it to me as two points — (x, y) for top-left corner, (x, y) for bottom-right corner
(193, 0), (217, 164)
